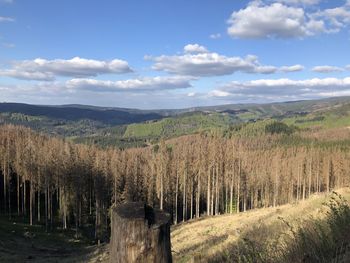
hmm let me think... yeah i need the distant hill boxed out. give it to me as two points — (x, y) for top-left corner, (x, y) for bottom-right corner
(0, 103), (163, 125)
(2, 96), (350, 121)
(2, 97), (350, 147)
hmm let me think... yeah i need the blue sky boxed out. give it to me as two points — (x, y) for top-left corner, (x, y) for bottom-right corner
(0, 0), (350, 109)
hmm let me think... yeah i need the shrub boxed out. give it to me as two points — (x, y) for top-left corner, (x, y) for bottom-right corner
(265, 121), (296, 135)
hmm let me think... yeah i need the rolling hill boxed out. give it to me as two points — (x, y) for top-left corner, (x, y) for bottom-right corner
(2, 96), (350, 148)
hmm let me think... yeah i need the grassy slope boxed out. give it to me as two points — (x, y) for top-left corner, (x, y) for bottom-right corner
(171, 188), (350, 263)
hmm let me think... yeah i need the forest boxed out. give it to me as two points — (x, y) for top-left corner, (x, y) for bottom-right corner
(1, 123), (349, 244)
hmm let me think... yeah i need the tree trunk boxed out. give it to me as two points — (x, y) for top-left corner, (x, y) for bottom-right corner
(297, 164), (300, 201)
(174, 171), (178, 225)
(110, 202), (172, 263)
(37, 190), (41, 222)
(23, 182), (26, 216)
(190, 179), (193, 220)
(215, 165), (219, 215)
(3, 164), (6, 214)
(160, 170), (164, 210)
(30, 181), (33, 225)
(230, 171), (234, 214)
(236, 161), (241, 213)
(210, 168), (214, 216)
(207, 167), (211, 215)
(196, 169), (201, 219)
(17, 173), (20, 216)
(308, 158), (312, 197)
(45, 186), (48, 232)
(182, 170), (186, 222)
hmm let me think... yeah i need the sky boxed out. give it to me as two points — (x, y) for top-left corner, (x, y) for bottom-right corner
(0, 0), (350, 109)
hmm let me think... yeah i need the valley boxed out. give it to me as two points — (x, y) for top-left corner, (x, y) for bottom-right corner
(1, 97), (350, 262)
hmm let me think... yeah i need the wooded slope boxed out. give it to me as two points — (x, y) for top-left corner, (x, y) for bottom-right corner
(0, 124), (350, 245)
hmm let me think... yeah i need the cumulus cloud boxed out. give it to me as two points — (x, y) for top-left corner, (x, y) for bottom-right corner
(210, 77), (350, 101)
(275, 0), (320, 5)
(227, 2), (315, 39)
(312, 65), (344, 73)
(312, 4), (350, 33)
(0, 70), (54, 81)
(227, 0), (350, 39)
(0, 81), (203, 109)
(209, 90), (232, 97)
(0, 57), (132, 81)
(184, 44), (208, 54)
(66, 76), (193, 92)
(0, 16), (15, 22)
(280, 64), (304, 72)
(147, 46), (277, 77)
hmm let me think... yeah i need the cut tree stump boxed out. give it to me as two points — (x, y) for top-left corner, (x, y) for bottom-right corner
(110, 202), (172, 263)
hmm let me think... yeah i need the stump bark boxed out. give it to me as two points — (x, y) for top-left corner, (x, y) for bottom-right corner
(110, 202), (172, 263)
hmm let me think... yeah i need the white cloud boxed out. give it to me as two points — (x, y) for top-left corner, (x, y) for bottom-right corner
(210, 77), (350, 101)
(346, 65), (350, 70)
(0, 70), (54, 81)
(209, 90), (231, 97)
(0, 57), (132, 81)
(227, 1), (350, 39)
(275, 0), (320, 6)
(209, 33), (221, 39)
(66, 76), (193, 92)
(280, 64), (304, 72)
(313, 5), (350, 32)
(184, 44), (208, 54)
(312, 65), (344, 73)
(227, 2), (313, 39)
(147, 47), (277, 77)
(0, 16), (15, 22)
(0, 82), (202, 109)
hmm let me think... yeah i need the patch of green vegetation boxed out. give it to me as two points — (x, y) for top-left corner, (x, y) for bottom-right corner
(2, 112), (48, 122)
(224, 119), (276, 137)
(283, 112), (350, 130)
(265, 121), (297, 135)
(236, 112), (258, 121)
(124, 112), (237, 139)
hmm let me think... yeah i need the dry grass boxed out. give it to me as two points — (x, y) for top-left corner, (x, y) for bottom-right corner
(171, 188), (350, 263)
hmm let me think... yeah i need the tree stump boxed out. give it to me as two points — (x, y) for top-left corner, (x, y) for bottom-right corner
(110, 202), (172, 263)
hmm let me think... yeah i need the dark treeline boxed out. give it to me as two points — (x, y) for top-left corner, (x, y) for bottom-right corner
(0, 124), (349, 242)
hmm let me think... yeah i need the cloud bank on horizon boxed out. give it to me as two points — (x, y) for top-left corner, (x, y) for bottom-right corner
(0, 0), (349, 109)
